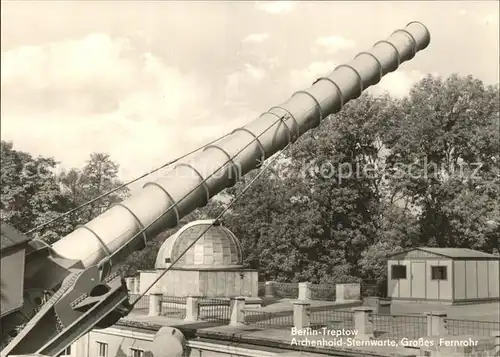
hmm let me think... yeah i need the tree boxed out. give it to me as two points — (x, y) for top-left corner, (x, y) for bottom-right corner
(0, 141), (73, 243)
(101, 75), (500, 288)
(221, 168), (326, 282)
(1, 145), (130, 244)
(383, 74), (499, 251)
(285, 93), (396, 282)
(59, 153), (130, 225)
(358, 203), (418, 292)
(58, 168), (85, 228)
(213, 94), (399, 284)
(76, 74), (500, 288)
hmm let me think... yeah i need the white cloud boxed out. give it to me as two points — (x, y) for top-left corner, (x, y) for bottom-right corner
(2, 34), (136, 93)
(254, 1), (297, 14)
(369, 70), (426, 98)
(1, 33), (218, 183)
(290, 60), (336, 89)
(290, 61), (425, 99)
(1, 34), (211, 118)
(224, 63), (266, 105)
(2, 0), (498, 188)
(266, 56), (280, 70)
(315, 35), (356, 54)
(243, 33), (270, 43)
(459, 10), (499, 28)
(483, 13), (499, 27)
(244, 63), (266, 81)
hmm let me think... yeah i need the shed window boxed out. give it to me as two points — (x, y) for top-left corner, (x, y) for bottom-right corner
(57, 346), (71, 356)
(97, 342), (108, 357)
(130, 348), (144, 357)
(391, 265), (407, 279)
(164, 258), (171, 263)
(431, 266), (447, 280)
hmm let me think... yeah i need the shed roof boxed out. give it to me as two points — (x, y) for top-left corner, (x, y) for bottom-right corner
(387, 247), (500, 260)
(0, 223), (31, 252)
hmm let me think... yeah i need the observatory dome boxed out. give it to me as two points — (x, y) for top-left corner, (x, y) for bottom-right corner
(155, 220), (243, 270)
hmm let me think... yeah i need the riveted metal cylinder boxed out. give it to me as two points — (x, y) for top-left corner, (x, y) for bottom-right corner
(51, 22), (431, 268)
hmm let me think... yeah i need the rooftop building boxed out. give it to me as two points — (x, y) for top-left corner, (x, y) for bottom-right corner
(135, 220), (259, 301)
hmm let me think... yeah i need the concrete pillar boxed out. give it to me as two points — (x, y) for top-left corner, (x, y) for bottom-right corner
(125, 278), (131, 291)
(134, 277), (140, 293)
(230, 296), (246, 325)
(492, 330), (500, 356)
(148, 293), (162, 316)
(185, 295), (201, 321)
(379, 300), (391, 315)
(298, 282), (311, 300)
(293, 301), (310, 329)
(426, 311), (448, 336)
(265, 281), (276, 298)
(352, 307), (374, 340)
(336, 283), (361, 302)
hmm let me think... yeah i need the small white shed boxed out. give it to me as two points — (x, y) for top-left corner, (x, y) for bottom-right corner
(387, 247), (499, 304)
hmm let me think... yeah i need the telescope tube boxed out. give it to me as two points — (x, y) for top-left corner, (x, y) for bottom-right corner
(51, 22), (430, 268)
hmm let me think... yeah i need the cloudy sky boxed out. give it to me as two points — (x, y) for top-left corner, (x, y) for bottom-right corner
(1, 1), (498, 188)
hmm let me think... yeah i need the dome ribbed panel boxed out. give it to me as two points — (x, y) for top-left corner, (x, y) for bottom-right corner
(168, 222), (243, 268)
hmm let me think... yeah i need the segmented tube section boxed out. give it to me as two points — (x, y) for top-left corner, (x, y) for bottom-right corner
(51, 22), (430, 268)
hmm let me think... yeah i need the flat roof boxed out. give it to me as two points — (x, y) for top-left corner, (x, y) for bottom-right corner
(0, 223), (31, 253)
(103, 296), (499, 357)
(387, 247), (500, 260)
(114, 318), (417, 357)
